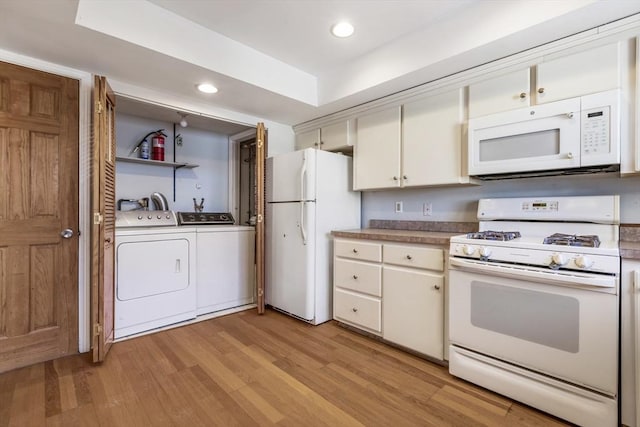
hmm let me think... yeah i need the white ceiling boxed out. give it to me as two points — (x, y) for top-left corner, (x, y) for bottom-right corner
(1, 0), (640, 130)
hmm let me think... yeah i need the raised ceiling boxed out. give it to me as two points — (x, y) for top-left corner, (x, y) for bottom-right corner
(1, 0), (639, 127)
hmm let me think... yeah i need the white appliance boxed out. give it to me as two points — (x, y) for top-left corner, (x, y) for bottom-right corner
(468, 89), (620, 178)
(115, 210), (197, 338)
(266, 148), (361, 324)
(195, 225), (255, 316)
(448, 195), (620, 427)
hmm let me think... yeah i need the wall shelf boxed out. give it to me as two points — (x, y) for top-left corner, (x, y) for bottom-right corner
(115, 156), (199, 169)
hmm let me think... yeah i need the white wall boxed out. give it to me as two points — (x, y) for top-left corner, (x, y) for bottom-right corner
(115, 113), (230, 212)
(362, 173), (640, 225)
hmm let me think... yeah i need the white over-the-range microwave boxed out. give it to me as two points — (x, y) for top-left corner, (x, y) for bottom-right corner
(468, 89), (621, 179)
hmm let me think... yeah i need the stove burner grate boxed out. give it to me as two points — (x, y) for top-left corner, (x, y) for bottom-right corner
(543, 233), (601, 247)
(466, 230), (522, 241)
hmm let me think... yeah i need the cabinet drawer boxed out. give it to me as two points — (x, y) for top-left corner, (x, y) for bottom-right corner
(383, 244), (444, 271)
(334, 289), (381, 333)
(334, 259), (381, 297)
(335, 239), (382, 262)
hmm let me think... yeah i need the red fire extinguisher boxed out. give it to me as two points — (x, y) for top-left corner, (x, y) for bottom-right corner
(151, 130), (167, 161)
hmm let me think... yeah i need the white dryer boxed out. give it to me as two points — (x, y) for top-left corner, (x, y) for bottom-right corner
(115, 211), (197, 338)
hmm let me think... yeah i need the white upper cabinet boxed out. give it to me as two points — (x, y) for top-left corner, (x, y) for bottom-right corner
(468, 68), (531, 118)
(469, 42), (622, 119)
(403, 88), (465, 186)
(321, 120), (354, 151)
(536, 42), (621, 104)
(295, 120), (354, 152)
(295, 128), (320, 150)
(354, 106), (402, 190)
(355, 89), (466, 190)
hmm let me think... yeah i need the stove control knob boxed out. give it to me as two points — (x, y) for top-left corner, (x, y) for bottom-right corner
(551, 253), (568, 266)
(462, 245), (476, 256)
(157, 215), (162, 219)
(147, 215), (152, 220)
(574, 255), (594, 269)
(137, 215), (143, 220)
(166, 215), (171, 219)
(479, 247), (492, 258)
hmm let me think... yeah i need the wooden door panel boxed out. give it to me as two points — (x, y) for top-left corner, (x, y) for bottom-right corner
(91, 75), (115, 362)
(0, 60), (78, 373)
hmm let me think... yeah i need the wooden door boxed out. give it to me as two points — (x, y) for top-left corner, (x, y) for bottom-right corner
(255, 123), (266, 314)
(90, 76), (116, 362)
(0, 61), (79, 373)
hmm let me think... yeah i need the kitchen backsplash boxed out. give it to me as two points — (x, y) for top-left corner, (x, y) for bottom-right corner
(369, 219), (477, 233)
(362, 173), (640, 224)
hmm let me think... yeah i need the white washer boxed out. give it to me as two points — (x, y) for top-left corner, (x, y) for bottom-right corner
(115, 226), (197, 338)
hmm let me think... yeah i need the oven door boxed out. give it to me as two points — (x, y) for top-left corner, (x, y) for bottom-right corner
(449, 257), (618, 395)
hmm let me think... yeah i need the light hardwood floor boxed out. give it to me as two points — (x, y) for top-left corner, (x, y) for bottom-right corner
(0, 309), (572, 426)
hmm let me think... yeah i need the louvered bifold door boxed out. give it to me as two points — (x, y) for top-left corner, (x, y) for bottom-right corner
(256, 123), (266, 314)
(91, 75), (116, 362)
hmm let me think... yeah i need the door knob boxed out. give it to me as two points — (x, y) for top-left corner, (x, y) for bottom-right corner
(60, 229), (74, 239)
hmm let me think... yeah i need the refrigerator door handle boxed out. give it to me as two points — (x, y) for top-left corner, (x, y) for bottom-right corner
(300, 151), (307, 201)
(300, 201), (307, 245)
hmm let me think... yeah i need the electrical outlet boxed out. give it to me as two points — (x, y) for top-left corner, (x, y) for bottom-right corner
(423, 202), (433, 216)
(395, 201), (403, 213)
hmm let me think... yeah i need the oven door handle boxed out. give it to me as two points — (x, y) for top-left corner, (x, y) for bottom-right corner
(449, 258), (617, 289)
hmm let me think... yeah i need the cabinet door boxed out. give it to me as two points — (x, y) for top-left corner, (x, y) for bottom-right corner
(295, 128), (320, 150)
(537, 42), (620, 104)
(403, 89), (464, 186)
(468, 68), (531, 118)
(354, 106), (401, 190)
(321, 120), (353, 151)
(382, 266), (444, 359)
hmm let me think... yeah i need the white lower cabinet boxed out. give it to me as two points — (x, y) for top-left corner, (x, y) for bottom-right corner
(383, 266), (444, 359)
(622, 259), (640, 426)
(333, 238), (445, 359)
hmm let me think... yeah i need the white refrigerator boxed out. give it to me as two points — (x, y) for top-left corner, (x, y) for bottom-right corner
(266, 148), (361, 324)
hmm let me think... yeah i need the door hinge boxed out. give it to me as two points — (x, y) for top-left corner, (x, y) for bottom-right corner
(93, 212), (103, 224)
(94, 323), (102, 336)
(95, 101), (103, 114)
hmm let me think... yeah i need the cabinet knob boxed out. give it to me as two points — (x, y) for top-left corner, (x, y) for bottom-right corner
(434, 285), (440, 290)
(314, 142), (319, 146)
(567, 152), (574, 159)
(519, 92), (527, 99)
(352, 248), (358, 253)
(406, 255), (412, 260)
(352, 307), (358, 313)
(352, 274), (358, 280)
(538, 87), (545, 94)
(393, 176), (398, 181)
(402, 175), (407, 180)
(566, 112), (574, 119)
(320, 141), (324, 145)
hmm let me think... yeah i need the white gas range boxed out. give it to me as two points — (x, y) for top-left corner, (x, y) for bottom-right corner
(448, 195), (620, 427)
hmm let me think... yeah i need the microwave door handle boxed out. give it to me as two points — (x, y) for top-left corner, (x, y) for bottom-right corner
(449, 257), (616, 289)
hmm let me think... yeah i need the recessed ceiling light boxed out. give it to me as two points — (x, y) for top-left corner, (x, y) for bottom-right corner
(331, 21), (354, 38)
(197, 83), (218, 94)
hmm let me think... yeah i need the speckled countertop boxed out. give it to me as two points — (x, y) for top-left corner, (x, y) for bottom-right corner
(333, 222), (640, 259)
(331, 220), (478, 246)
(621, 225), (640, 261)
